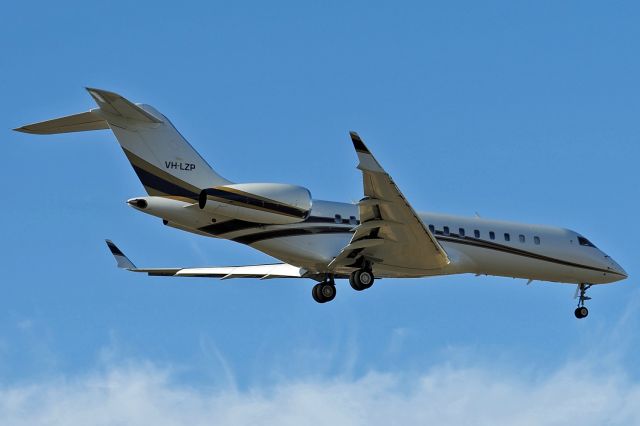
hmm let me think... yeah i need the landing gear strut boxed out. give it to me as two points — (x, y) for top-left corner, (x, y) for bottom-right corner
(574, 283), (592, 319)
(349, 269), (375, 291)
(312, 277), (336, 303)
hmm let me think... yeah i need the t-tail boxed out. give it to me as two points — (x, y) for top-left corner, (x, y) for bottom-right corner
(14, 88), (230, 201)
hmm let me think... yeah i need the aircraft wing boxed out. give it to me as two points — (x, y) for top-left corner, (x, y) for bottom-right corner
(328, 132), (450, 276)
(106, 240), (308, 280)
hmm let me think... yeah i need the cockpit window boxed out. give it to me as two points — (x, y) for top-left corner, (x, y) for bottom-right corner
(578, 236), (596, 248)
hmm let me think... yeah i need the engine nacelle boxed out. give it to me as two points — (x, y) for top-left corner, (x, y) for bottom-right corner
(199, 183), (312, 225)
(126, 195), (214, 227)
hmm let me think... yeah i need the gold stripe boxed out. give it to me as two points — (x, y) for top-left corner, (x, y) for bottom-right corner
(218, 186), (295, 207)
(207, 186), (307, 218)
(205, 194), (303, 218)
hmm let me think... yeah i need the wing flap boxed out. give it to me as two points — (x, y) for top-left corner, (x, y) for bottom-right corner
(175, 263), (306, 278)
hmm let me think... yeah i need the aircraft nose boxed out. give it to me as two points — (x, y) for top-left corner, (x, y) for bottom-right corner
(605, 256), (628, 281)
(614, 264), (628, 279)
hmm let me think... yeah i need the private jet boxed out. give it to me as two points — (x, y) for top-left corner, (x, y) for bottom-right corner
(15, 88), (628, 318)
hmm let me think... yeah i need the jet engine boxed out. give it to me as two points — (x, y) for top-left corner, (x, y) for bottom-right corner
(199, 183), (312, 225)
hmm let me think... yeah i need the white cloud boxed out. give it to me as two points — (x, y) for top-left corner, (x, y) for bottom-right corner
(2, 290), (639, 425)
(1, 359), (640, 426)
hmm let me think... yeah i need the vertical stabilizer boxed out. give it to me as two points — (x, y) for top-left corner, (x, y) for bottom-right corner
(16, 88), (231, 200)
(86, 88), (231, 199)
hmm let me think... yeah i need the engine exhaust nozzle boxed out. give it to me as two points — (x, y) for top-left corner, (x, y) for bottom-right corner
(127, 198), (148, 209)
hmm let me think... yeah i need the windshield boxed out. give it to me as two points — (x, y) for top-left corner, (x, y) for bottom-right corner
(577, 236), (597, 248)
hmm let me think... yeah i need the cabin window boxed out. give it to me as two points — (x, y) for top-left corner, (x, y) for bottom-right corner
(489, 231), (495, 240)
(443, 226), (450, 236)
(429, 224), (435, 233)
(459, 228), (465, 237)
(334, 214), (342, 224)
(349, 216), (358, 225)
(519, 234), (525, 243)
(474, 229), (480, 238)
(578, 236), (596, 248)
(504, 233), (510, 242)
(534, 236), (540, 245)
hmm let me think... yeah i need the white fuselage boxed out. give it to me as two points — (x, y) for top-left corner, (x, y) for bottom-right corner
(131, 197), (627, 286)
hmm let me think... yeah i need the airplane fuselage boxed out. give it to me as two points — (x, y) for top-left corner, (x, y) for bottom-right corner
(131, 196), (627, 286)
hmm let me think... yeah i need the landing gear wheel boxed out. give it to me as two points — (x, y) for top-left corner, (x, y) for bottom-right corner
(358, 270), (374, 287)
(574, 306), (589, 319)
(319, 283), (336, 302)
(349, 270), (375, 291)
(312, 284), (323, 303)
(312, 280), (336, 303)
(349, 272), (362, 291)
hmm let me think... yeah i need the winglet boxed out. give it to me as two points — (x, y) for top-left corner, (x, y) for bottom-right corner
(349, 131), (384, 173)
(350, 131), (370, 153)
(105, 240), (137, 269)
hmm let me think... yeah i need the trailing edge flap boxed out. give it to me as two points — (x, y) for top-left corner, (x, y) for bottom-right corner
(85, 87), (162, 123)
(14, 110), (109, 134)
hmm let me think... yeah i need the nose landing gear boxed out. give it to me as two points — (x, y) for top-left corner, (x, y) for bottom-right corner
(574, 283), (592, 319)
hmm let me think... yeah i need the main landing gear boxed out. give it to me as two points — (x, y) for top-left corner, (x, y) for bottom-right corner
(574, 283), (592, 319)
(349, 269), (375, 291)
(312, 277), (336, 303)
(312, 269), (377, 303)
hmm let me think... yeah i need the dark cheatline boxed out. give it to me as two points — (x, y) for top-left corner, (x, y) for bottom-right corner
(201, 187), (308, 218)
(233, 227), (350, 245)
(438, 234), (622, 276)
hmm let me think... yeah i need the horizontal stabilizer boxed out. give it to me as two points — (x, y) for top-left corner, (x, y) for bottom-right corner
(14, 110), (109, 134)
(86, 87), (162, 123)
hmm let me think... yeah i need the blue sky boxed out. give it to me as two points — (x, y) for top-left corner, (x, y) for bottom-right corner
(3, 1), (640, 423)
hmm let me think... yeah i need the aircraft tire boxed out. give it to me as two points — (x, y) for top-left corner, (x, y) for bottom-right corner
(349, 272), (364, 291)
(350, 270), (375, 291)
(319, 283), (336, 302)
(574, 307), (589, 319)
(312, 284), (324, 303)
